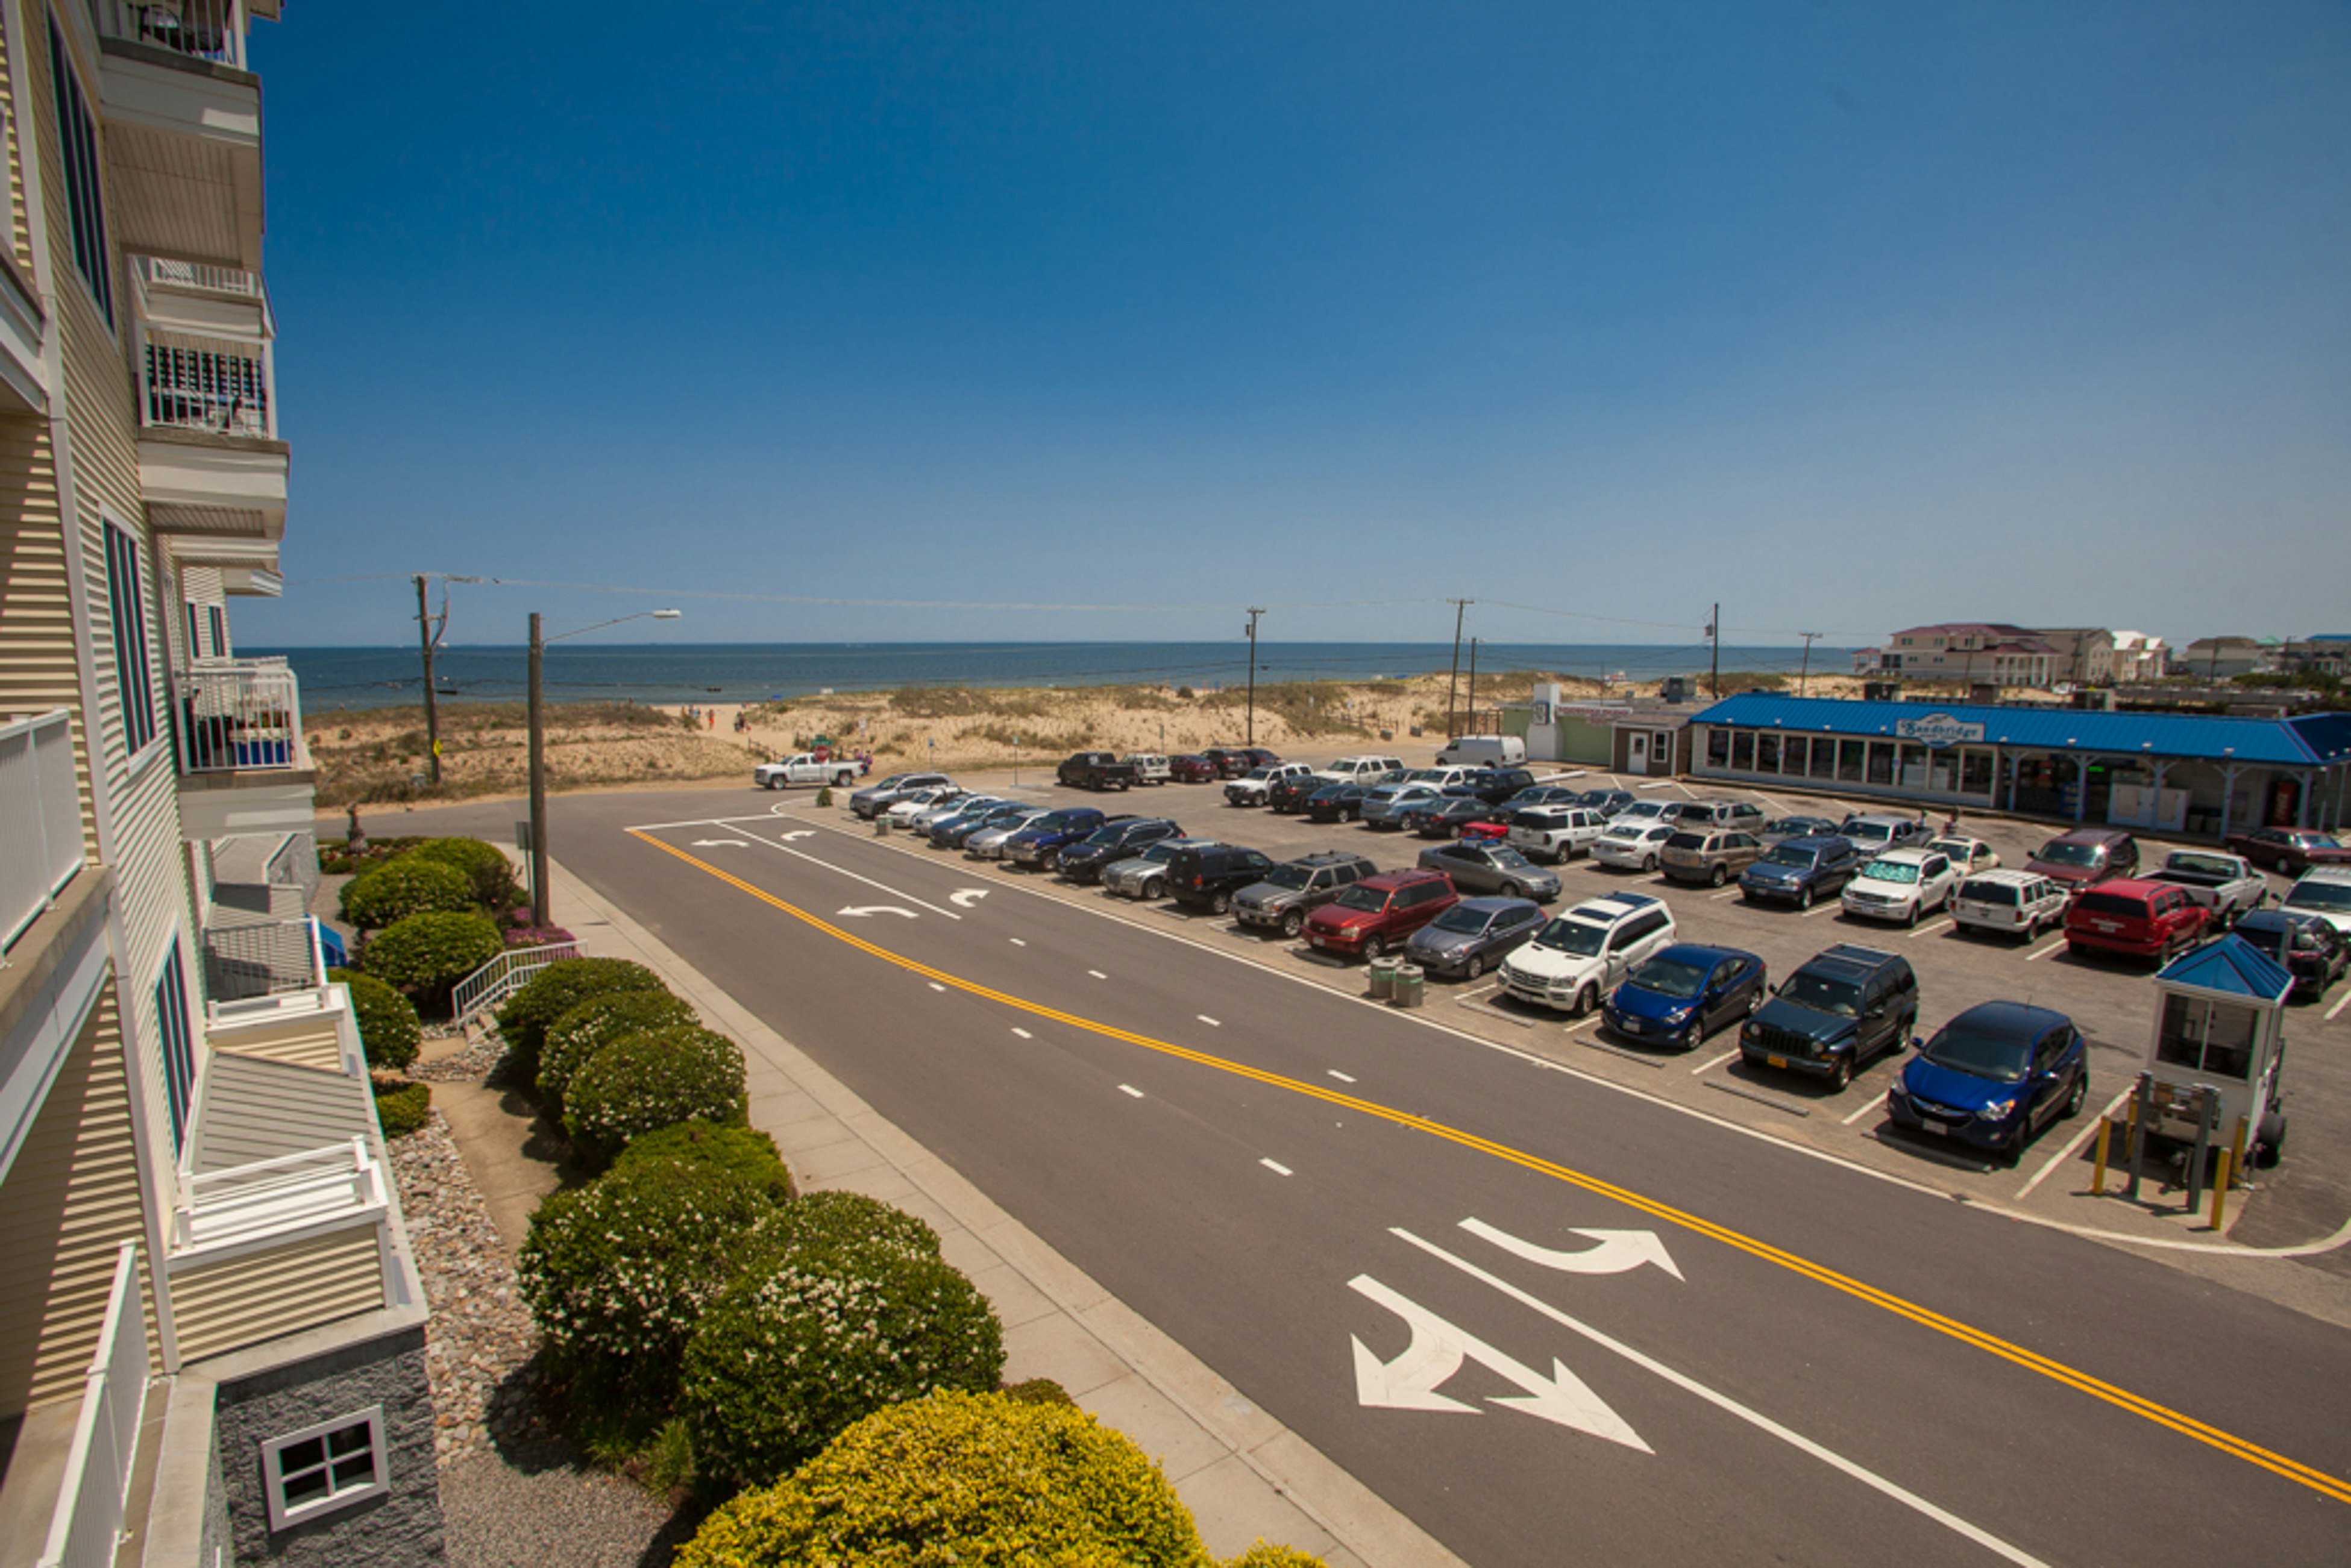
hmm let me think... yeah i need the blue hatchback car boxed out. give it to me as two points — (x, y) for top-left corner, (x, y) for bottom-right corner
(1886, 1001), (2089, 1160)
(1602, 944), (1767, 1050)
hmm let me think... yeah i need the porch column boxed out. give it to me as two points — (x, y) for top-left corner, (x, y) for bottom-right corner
(2150, 759), (2173, 832)
(2218, 763), (2240, 841)
(2299, 770), (2315, 829)
(2073, 754), (2088, 823)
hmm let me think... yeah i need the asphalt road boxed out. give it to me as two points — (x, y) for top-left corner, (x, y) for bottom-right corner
(385, 784), (2351, 1566)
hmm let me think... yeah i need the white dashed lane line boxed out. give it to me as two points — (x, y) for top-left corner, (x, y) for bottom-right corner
(1010, 937), (1027, 947)
(1260, 1158), (1295, 1176)
(1197, 1014), (1222, 1027)
(1119, 1084), (1145, 1099)
(1326, 1070), (1357, 1083)
(928, 982), (947, 992)
(1011, 1027), (1032, 1040)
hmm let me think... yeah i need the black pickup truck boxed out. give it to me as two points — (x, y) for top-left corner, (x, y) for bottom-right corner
(1056, 752), (1140, 791)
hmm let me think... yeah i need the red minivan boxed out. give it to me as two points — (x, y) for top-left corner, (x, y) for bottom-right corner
(1302, 870), (1458, 960)
(2065, 878), (2209, 962)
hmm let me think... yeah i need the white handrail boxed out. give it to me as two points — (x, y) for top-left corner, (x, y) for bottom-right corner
(174, 659), (304, 776)
(0, 709), (83, 955)
(176, 1138), (383, 1251)
(451, 940), (581, 1023)
(36, 1243), (146, 1568)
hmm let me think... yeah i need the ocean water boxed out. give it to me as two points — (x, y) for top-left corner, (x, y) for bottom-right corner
(265, 642), (1852, 713)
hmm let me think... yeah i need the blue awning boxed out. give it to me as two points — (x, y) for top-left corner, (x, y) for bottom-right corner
(2155, 935), (2294, 1003)
(1686, 694), (2351, 767)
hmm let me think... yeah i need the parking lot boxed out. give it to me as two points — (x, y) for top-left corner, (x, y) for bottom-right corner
(788, 754), (2351, 1272)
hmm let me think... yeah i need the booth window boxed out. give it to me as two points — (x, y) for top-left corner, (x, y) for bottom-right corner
(2155, 994), (2254, 1081)
(263, 1406), (388, 1529)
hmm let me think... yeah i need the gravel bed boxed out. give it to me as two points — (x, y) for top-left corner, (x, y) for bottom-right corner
(439, 1450), (695, 1568)
(410, 1029), (515, 1083)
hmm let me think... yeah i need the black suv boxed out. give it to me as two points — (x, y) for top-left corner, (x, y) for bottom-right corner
(1232, 851), (1380, 937)
(1463, 768), (1539, 806)
(1165, 844), (1278, 914)
(1056, 818), (1185, 884)
(1738, 944), (1918, 1090)
(1267, 773), (1323, 814)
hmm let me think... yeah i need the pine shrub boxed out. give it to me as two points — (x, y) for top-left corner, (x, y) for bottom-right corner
(409, 836), (521, 909)
(339, 857), (474, 929)
(615, 1120), (793, 1202)
(495, 958), (667, 1080)
(679, 1240), (1006, 1491)
(330, 968), (421, 1071)
(562, 1024), (747, 1162)
(538, 990), (699, 1112)
(364, 912), (505, 1010)
(673, 1390), (1208, 1568)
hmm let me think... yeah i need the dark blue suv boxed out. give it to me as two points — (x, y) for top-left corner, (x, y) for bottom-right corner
(1003, 808), (1112, 870)
(1739, 835), (1863, 909)
(1056, 818), (1183, 883)
(1887, 1002), (2088, 1161)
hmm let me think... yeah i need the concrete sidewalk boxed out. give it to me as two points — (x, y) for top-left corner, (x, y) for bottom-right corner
(542, 855), (1463, 1568)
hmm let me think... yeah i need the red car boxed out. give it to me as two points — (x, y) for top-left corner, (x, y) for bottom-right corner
(1302, 869), (1459, 960)
(2065, 878), (2209, 962)
(1458, 816), (1513, 845)
(2226, 826), (2351, 877)
(1167, 754), (1219, 783)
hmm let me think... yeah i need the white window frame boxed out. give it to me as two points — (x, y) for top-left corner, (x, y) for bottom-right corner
(260, 1405), (389, 1530)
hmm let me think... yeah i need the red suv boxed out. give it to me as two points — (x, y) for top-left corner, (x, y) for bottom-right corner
(1168, 754), (1219, 783)
(1302, 870), (1459, 960)
(2065, 878), (2209, 962)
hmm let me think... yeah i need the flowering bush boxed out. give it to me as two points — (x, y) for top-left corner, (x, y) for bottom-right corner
(679, 1240), (1006, 1490)
(363, 912), (505, 1011)
(745, 1190), (939, 1263)
(495, 958), (668, 1079)
(615, 1120), (794, 1203)
(504, 922), (577, 949)
(537, 989), (700, 1111)
(562, 1024), (747, 1162)
(673, 1390), (1207, 1568)
(518, 1158), (786, 1408)
(409, 836), (521, 909)
(330, 968), (420, 1071)
(338, 857), (474, 929)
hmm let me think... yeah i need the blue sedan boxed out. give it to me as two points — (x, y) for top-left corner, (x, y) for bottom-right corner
(1602, 944), (1767, 1050)
(1886, 1001), (2089, 1161)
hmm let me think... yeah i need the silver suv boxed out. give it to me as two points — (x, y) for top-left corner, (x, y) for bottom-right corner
(1233, 851), (1378, 936)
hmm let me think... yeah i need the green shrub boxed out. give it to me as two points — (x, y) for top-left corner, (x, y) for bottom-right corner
(495, 958), (667, 1079)
(517, 1158), (786, 1407)
(538, 990), (699, 1112)
(814, 786), (832, 808)
(364, 912), (505, 1009)
(674, 1391), (1207, 1568)
(746, 1190), (938, 1262)
(562, 1025), (747, 1161)
(680, 1241), (1007, 1490)
(615, 1120), (793, 1202)
(338, 856), (474, 929)
(409, 836), (521, 909)
(371, 1078), (430, 1138)
(331, 968), (421, 1071)
(1222, 1547), (1327, 1567)
(1002, 1376), (1073, 1407)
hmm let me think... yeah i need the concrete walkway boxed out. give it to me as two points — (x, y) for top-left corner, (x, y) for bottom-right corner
(541, 854), (1462, 1568)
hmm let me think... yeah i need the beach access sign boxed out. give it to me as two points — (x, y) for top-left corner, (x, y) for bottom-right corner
(1895, 713), (1986, 750)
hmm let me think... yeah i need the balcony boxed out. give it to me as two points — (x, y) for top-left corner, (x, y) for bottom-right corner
(173, 659), (315, 841)
(0, 712), (82, 956)
(93, 2), (264, 271)
(200, 914), (325, 1005)
(134, 266), (285, 570)
(7, 1244), (151, 1568)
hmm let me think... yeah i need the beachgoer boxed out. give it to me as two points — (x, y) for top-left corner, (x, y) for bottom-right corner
(859, 752), (871, 777)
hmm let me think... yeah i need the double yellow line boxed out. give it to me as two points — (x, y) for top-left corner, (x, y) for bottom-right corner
(633, 830), (2351, 1507)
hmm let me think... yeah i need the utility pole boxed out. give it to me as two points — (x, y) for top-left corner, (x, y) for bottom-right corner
(1707, 604), (1721, 699)
(527, 612), (547, 926)
(1245, 607), (1266, 746)
(1798, 632), (1822, 697)
(1466, 637), (1479, 728)
(1445, 598), (1471, 739)
(415, 575), (442, 784)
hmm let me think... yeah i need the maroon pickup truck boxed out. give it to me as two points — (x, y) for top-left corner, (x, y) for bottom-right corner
(2225, 826), (2351, 877)
(2065, 879), (2209, 962)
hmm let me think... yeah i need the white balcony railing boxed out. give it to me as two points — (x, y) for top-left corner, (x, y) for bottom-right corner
(451, 939), (581, 1024)
(202, 914), (326, 1003)
(139, 325), (272, 440)
(36, 1244), (148, 1568)
(94, 0), (247, 68)
(133, 256), (263, 298)
(175, 1138), (386, 1253)
(174, 657), (303, 775)
(0, 710), (83, 953)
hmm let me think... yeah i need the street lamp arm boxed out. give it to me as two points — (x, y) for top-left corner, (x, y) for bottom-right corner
(544, 608), (683, 645)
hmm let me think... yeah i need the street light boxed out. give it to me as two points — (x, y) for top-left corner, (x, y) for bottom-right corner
(529, 607), (682, 924)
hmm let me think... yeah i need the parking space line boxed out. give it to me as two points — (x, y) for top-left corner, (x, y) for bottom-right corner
(1907, 918), (1955, 939)
(1691, 1047), (1739, 1076)
(1260, 1158), (1294, 1176)
(1459, 982), (1500, 1002)
(2329, 989), (2351, 1023)
(2017, 1087), (2133, 1200)
(1709, 888), (1742, 901)
(1803, 901), (1845, 918)
(2025, 935), (2070, 962)
(1841, 1096), (1883, 1126)
(1119, 1084), (1145, 1099)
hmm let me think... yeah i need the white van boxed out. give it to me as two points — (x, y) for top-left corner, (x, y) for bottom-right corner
(1436, 735), (1527, 767)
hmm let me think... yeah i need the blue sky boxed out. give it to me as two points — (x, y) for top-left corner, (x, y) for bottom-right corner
(239, 2), (2350, 650)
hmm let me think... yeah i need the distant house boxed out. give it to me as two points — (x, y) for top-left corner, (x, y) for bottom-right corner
(2179, 637), (2282, 680)
(2109, 630), (2169, 683)
(2279, 636), (2351, 678)
(1859, 624), (2060, 688)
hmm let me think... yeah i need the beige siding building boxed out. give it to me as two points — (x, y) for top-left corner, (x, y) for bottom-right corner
(0, 6), (440, 1566)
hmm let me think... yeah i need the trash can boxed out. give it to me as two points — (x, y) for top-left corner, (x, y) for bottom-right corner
(1367, 956), (1398, 1001)
(873, 815), (890, 836)
(1392, 964), (1425, 1009)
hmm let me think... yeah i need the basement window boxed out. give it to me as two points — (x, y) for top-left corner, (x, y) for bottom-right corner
(262, 1406), (388, 1529)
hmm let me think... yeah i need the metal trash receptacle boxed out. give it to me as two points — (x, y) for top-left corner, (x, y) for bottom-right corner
(873, 815), (890, 836)
(1392, 965), (1425, 1009)
(1368, 957), (1399, 1001)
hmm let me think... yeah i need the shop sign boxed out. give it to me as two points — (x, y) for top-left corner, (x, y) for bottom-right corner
(1896, 712), (1986, 750)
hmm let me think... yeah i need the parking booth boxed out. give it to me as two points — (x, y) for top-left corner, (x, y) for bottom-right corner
(2129, 936), (2294, 1196)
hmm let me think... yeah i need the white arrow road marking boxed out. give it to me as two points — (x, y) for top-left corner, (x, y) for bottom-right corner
(1460, 1217), (1684, 1281)
(690, 839), (749, 848)
(949, 888), (990, 909)
(1348, 1275), (1649, 1449)
(1390, 1229), (2053, 1568)
(837, 905), (918, 919)
(776, 830), (816, 842)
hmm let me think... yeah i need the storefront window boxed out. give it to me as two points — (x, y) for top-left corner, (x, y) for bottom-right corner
(1962, 750), (1994, 797)
(1867, 741), (1895, 786)
(1900, 743), (1929, 789)
(1757, 733), (1780, 773)
(1839, 739), (1865, 783)
(1809, 737), (1836, 780)
(1732, 731), (1755, 771)
(1929, 750), (1960, 794)
(1707, 728), (1729, 768)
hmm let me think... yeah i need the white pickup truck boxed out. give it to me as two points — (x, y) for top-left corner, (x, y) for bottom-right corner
(2142, 850), (2270, 927)
(755, 752), (860, 790)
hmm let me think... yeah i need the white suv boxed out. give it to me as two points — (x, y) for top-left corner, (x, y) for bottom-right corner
(1592, 821), (1677, 872)
(1950, 870), (2068, 939)
(2283, 868), (2351, 937)
(1841, 848), (1957, 926)
(1226, 762), (1314, 806)
(1317, 755), (1406, 784)
(1499, 892), (1678, 1017)
(1120, 753), (1172, 785)
(1509, 806), (1610, 865)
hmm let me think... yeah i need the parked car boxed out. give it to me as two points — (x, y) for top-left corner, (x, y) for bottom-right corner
(1612, 799), (1673, 827)
(754, 751), (862, 789)
(883, 786), (965, 827)
(1841, 848), (1959, 926)
(1592, 821), (1678, 873)
(1315, 754), (1408, 785)
(1404, 897), (1546, 980)
(1204, 747), (1278, 779)
(1361, 782), (1446, 829)
(2282, 868), (2351, 937)
(1840, 814), (1934, 856)
(1660, 829), (1764, 887)
(2224, 826), (2351, 876)
(1501, 786), (1587, 811)
(1659, 800), (1766, 835)
(1302, 868), (1460, 959)
(1949, 870), (2070, 939)
(1761, 815), (1842, 843)
(1057, 818), (1184, 883)
(1120, 753), (1173, 785)
(965, 807), (1054, 859)
(1168, 754), (1219, 783)
(1457, 816), (1513, 846)
(1461, 768), (1540, 806)
(1575, 788), (1636, 817)
(1166, 844), (1279, 913)
(1057, 752), (1140, 792)
(1886, 1002), (2089, 1159)
(1403, 765), (1482, 790)
(1604, 944), (1766, 1049)
(2141, 850), (2270, 928)
(2024, 828), (2140, 895)
(1435, 735), (1527, 767)
(1498, 891), (1677, 1016)
(932, 800), (1032, 848)
(1412, 797), (1508, 840)
(1740, 944), (1918, 1090)
(1233, 851), (1380, 937)
(1738, 835), (1863, 908)
(851, 772), (952, 820)
(1004, 808), (1116, 870)
(1925, 836), (2000, 875)
(1102, 837), (1214, 901)
(2064, 879), (2210, 962)
(2233, 909), (2348, 1000)
(912, 792), (1002, 833)
(1226, 762), (1316, 807)
(1508, 806), (1610, 865)
(1266, 773), (1325, 814)
(1303, 781), (1376, 823)
(1419, 840), (1562, 902)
